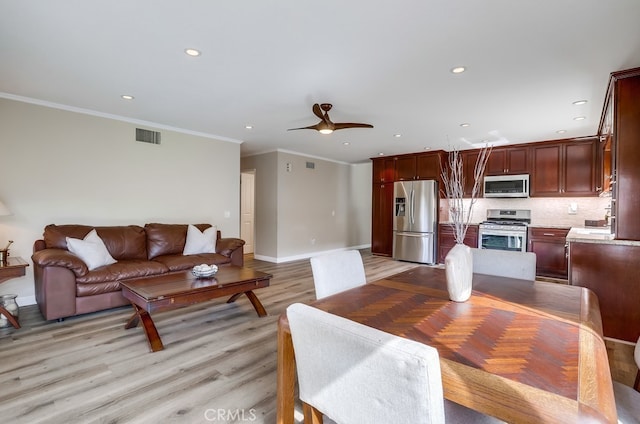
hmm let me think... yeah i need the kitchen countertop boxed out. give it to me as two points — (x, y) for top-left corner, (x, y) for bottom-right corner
(566, 227), (640, 246)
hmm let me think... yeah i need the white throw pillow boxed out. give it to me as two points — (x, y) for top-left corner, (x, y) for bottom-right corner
(183, 224), (217, 255)
(66, 229), (117, 271)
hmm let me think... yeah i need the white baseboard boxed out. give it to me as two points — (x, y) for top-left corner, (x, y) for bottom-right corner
(254, 244), (371, 264)
(17, 295), (36, 306)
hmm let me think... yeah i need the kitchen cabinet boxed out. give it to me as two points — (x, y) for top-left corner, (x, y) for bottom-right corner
(530, 138), (598, 197)
(527, 227), (569, 279)
(460, 150), (482, 197)
(599, 67), (640, 240)
(394, 152), (444, 182)
(438, 224), (478, 264)
(371, 182), (394, 256)
(372, 157), (394, 183)
(569, 241), (640, 342)
(485, 147), (529, 175)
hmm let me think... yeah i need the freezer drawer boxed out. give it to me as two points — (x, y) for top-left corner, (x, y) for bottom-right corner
(393, 232), (435, 264)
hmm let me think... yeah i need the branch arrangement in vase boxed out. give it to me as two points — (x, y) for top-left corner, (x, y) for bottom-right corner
(440, 146), (492, 243)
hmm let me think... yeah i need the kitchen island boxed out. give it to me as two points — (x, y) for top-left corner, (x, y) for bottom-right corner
(567, 227), (640, 343)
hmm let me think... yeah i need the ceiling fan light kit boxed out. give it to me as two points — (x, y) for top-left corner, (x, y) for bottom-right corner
(288, 103), (373, 134)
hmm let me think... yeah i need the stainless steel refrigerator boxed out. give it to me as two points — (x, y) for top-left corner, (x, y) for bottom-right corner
(392, 180), (438, 264)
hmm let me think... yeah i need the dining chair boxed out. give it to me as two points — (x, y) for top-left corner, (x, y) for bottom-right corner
(613, 336), (640, 423)
(287, 303), (504, 424)
(310, 250), (366, 299)
(471, 248), (537, 281)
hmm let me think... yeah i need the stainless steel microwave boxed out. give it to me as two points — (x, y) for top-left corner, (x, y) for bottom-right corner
(483, 174), (529, 198)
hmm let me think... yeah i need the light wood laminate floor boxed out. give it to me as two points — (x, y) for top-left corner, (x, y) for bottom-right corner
(0, 250), (636, 423)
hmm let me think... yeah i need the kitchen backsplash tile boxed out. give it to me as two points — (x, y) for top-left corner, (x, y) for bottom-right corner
(439, 197), (611, 227)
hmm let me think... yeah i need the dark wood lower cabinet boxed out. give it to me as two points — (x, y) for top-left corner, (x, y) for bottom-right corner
(371, 183), (394, 256)
(438, 224), (478, 264)
(527, 227), (570, 279)
(569, 241), (640, 342)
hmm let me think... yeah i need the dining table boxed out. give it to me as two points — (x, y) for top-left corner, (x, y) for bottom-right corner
(276, 266), (617, 423)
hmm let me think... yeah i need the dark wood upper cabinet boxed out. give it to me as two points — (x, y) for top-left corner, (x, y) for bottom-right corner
(394, 151), (444, 182)
(415, 152), (443, 180)
(530, 138), (597, 197)
(394, 156), (416, 181)
(599, 67), (640, 240)
(372, 157), (394, 183)
(485, 147), (529, 175)
(461, 150), (481, 197)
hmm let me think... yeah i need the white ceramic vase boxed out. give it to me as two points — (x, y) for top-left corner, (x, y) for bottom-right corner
(444, 243), (473, 302)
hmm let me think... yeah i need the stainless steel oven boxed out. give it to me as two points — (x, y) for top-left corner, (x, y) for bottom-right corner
(478, 209), (530, 252)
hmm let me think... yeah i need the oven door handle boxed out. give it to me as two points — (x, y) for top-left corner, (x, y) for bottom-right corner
(480, 231), (527, 237)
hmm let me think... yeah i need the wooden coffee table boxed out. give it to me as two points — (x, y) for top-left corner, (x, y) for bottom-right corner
(121, 266), (272, 352)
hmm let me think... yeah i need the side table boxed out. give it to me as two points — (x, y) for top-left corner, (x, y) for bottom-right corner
(0, 256), (29, 329)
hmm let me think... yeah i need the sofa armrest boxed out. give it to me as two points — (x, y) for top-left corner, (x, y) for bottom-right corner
(217, 237), (245, 266)
(32, 248), (89, 277)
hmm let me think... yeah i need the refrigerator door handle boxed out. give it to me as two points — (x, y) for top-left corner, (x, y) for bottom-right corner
(410, 188), (415, 225)
(396, 232), (430, 237)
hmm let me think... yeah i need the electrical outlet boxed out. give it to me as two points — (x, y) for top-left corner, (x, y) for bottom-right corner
(568, 203), (578, 215)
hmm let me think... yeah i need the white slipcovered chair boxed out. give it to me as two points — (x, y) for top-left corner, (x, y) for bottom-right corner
(310, 250), (366, 299)
(287, 303), (503, 424)
(471, 248), (537, 281)
(613, 336), (640, 423)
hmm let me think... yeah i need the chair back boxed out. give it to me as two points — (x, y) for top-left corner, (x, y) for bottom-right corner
(471, 248), (537, 281)
(310, 250), (366, 299)
(287, 303), (446, 424)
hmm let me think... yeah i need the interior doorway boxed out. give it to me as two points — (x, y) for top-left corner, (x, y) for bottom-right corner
(240, 170), (255, 254)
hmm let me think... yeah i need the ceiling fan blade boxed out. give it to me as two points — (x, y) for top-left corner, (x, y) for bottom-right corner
(333, 122), (374, 130)
(312, 103), (324, 120)
(287, 123), (322, 131)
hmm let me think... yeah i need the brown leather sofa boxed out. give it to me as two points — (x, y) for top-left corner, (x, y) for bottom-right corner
(31, 223), (245, 321)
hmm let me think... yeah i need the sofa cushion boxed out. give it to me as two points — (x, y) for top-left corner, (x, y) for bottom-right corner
(152, 253), (232, 272)
(66, 229), (118, 271)
(145, 223), (213, 259)
(94, 226), (147, 261)
(75, 259), (169, 287)
(43, 224), (147, 261)
(183, 224), (217, 255)
(44, 224), (94, 249)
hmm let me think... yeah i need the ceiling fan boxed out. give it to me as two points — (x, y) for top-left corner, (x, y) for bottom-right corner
(288, 103), (373, 134)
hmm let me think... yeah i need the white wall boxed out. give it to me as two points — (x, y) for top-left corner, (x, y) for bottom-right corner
(241, 151), (372, 263)
(0, 98), (241, 305)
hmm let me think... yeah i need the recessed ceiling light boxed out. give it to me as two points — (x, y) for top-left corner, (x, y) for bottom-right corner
(573, 116), (586, 121)
(378, 152), (385, 156)
(184, 48), (201, 57)
(460, 123), (470, 127)
(393, 134), (402, 138)
(556, 129), (567, 134)
(245, 125), (253, 130)
(121, 95), (134, 100)
(343, 141), (350, 146)
(572, 100), (588, 105)
(451, 66), (466, 74)
(423, 147), (431, 150)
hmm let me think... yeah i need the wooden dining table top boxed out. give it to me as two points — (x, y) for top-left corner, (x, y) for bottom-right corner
(276, 266), (617, 424)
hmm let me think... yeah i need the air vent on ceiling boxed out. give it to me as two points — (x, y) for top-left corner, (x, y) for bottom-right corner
(306, 161), (315, 169)
(136, 128), (161, 145)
